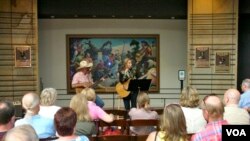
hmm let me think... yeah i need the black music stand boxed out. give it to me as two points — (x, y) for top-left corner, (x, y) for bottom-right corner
(127, 79), (152, 92)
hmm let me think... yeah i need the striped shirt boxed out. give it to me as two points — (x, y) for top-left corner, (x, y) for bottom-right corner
(191, 120), (228, 141)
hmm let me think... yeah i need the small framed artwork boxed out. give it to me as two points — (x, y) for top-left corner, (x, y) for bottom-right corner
(195, 46), (210, 68)
(14, 46), (31, 67)
(215, 51), (230, 73)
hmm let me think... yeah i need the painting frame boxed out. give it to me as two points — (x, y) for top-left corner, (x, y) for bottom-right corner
(66, 34), (160, 94)
(215, 51), (230, 73)
(195, 46), (210, 68)
(14, 45), (31, 67)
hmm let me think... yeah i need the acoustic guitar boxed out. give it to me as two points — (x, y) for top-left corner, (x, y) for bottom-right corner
(75, 74), (111, 94)
(115, 79), (131, 98)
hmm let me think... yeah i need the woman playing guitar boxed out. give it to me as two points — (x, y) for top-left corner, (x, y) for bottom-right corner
(118, 58), (138, 111)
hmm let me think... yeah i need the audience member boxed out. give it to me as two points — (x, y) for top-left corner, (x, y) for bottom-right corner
(15, 92), (55, 139)
(39, 88), (61, 119)
(179, 87), (206, 134)
(191, 94), (228, 141)
(0, 100), (15, 140)
(129, 92), (159, 135)
(81, 88), (114, 123)
(54, 107), (89, 141)
(4, 124), (38, 141)
(146, 104), (187, 141)
(70, 94), (97, 136)
(223, 88), (249, 124)
(239, 79), (250, 113)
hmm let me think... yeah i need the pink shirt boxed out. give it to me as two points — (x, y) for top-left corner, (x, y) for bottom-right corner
(88, 101), (106, 120)
(72, 71), (93, 85)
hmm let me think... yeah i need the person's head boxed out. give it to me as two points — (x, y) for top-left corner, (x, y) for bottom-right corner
(160, 104), (187, 141)
(179, 86), (200, 108)
(223, 89), (241, 105)
(123, 58), (132, 70)
(69, 94), (91, 121)
(0, 100), (15, 128)
(80, 88), (96, 102)
(77, 60), (93, 73)
(4, 124), (38, 141)
(241, 78), (250, 92)
(54, 107), (77, 137)
(40, 88), (58, 106)
(22, 92), (40, 116)
(137, 92), (150, 109)
(201, 94), (224, 122)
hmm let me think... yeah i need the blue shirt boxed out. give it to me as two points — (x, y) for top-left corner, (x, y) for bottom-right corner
(239, 90), (250, 108)
(15, 115), (56, 138)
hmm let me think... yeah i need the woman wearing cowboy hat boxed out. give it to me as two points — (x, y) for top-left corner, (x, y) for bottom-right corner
(72, 60), (104, 108)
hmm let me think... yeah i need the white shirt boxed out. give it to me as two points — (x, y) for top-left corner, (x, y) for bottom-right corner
(181, 106), (207, 134)
(39, 105), (61, 119)
(224, 104), (250, 125)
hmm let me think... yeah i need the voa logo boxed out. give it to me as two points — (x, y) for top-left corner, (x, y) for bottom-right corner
(226, 129), (246, 136)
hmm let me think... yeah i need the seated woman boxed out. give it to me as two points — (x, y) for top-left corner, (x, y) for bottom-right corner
(70, 94), (97, 136)
(179, 86), (206, 134)
(15, 92), (55, 139)
(39, 88), (61, 119)
(54, 107), (89, 141)
(128, 92), (159, 135)
(81, 88), (114, 123)
(146, 104), (188, 141)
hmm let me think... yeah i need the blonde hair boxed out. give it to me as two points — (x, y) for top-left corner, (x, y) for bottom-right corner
(122, 58), (131, 70)
(137, 92), (150, 108)
(179, 86), (200, 108)
(70, 94), (91, 121)
(160, 104), (187, 141)
(81, 88), (96, 101)
(40, 88), (58, 106)
(22, 92), (40, 114)
(4, 124), (38, 141)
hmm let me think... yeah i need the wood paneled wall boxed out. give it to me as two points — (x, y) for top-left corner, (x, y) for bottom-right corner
(0, 0), (38, 101)
(188, 0), (238, 96)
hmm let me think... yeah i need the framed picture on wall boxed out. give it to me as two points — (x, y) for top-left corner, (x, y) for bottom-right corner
(215, 51), (230, 73)
(66, 34), (160, 94)
(195, 46), (210, 68)
(14, 46), (31, 67)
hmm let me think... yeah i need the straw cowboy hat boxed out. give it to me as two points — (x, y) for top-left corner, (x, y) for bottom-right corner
(77, 60), (93, 70)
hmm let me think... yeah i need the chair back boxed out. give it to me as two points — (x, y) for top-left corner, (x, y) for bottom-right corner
(97, 119), (128, 135)
(90, 134), (135, 141)
(127, 119), (159, 141)
(105, 109), (128, 119)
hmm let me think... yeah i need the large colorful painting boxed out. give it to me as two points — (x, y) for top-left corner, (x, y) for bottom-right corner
(66, 34), (159, 94)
